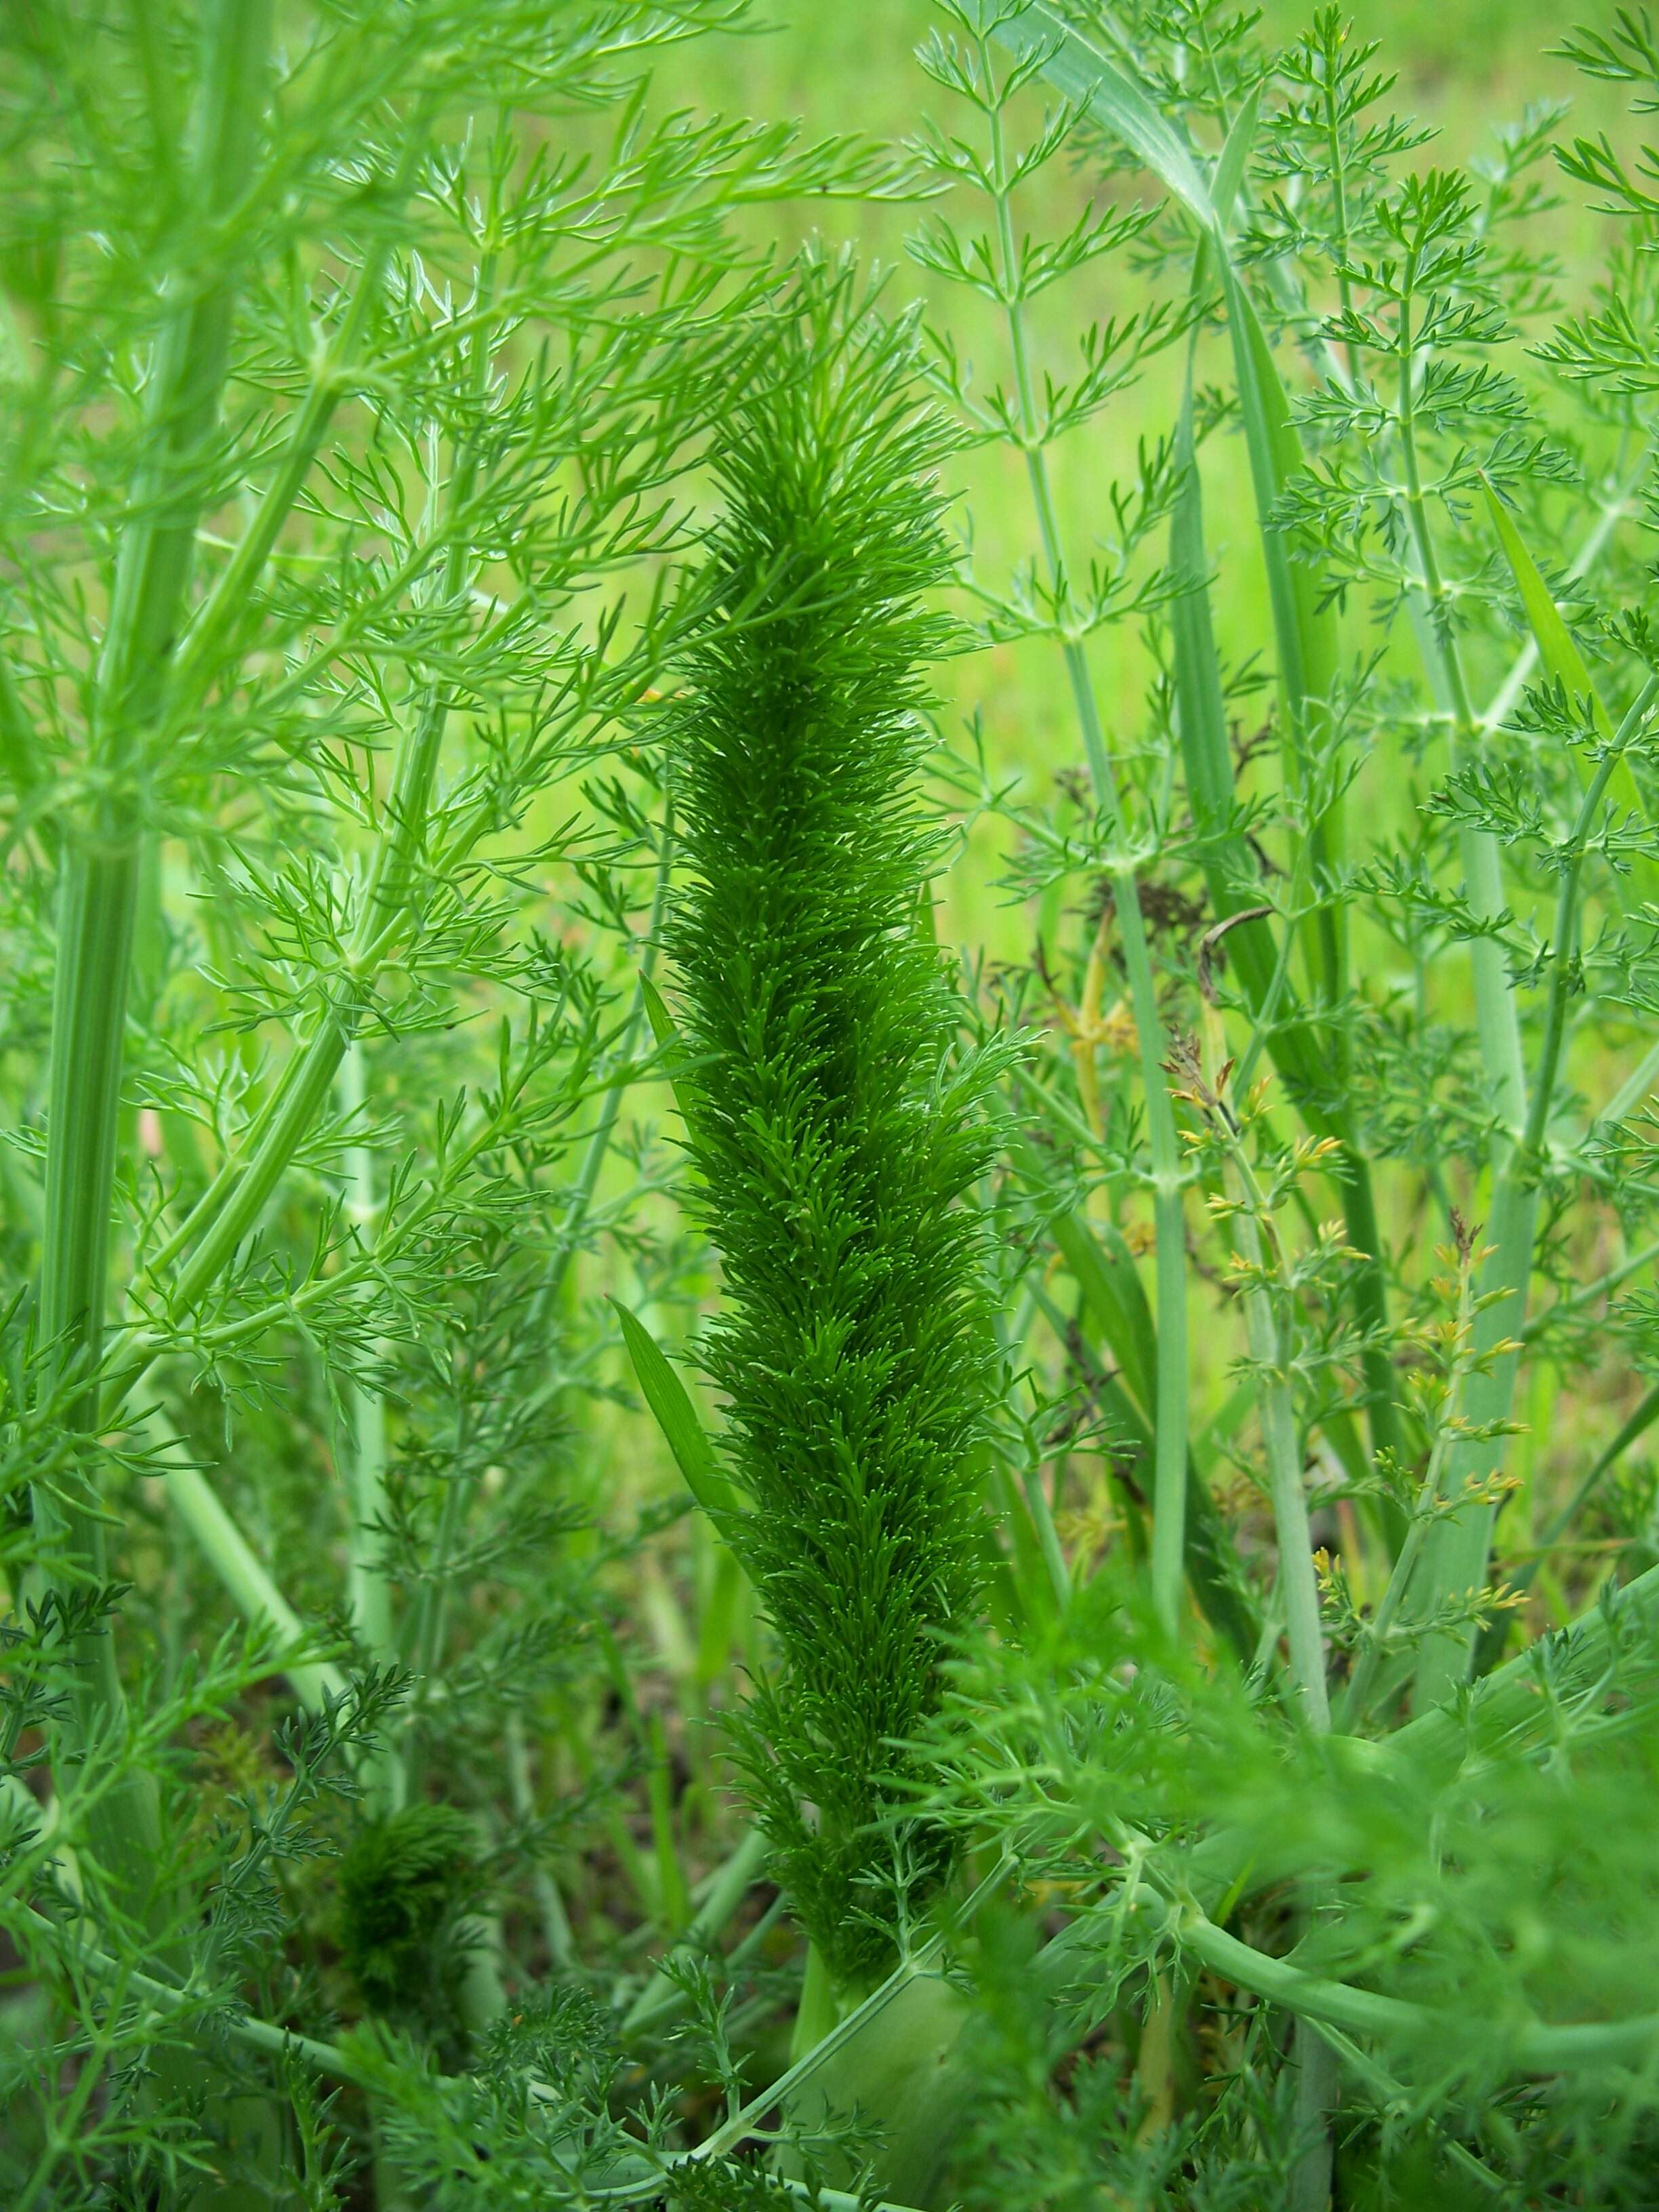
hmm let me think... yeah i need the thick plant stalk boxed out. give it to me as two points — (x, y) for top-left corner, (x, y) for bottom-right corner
(341, 1044), (394, 1663)
(1222, 274), (1410, 1504)
(1181, 1046), (1328, 1712)
(37, 0), (275, 1864)
(28, 15), (285, 2200)
(1336, 1233), (1489, 1729)
(1234, 1208), (1330, 1733)
(1204, 1189), (1343, 2210)
(339, 1040), (404, 1818)
(621, 1826), (770, 2035)
(506, 1711), (575, 1974)
(1412, 678), (1659, 1685)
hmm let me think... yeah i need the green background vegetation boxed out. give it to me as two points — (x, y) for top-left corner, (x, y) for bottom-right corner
(9, 0), (1659, 2204)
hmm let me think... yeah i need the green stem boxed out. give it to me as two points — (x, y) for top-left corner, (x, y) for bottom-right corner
(1319, 28), (1361, 394)
(45, 1868), (1659, 2191)
(983, 51), (1189, 1633)
(1522, 678), (1659, 1166)
(505, 1711), (575, 1974)
(621, 1825), (769, 2035)
(1169, 1555), (1659, 1921)
(1414, 684), (1658, 1701)
(340, 1044), (390, 1654)
(1210, 1094), (1336, 2194)
(148, 1410), (346, 1711)
(37, 0), (274, 1868)
(1477, 462), (1646, 741)
(1593, 1037), (1659, 1134)
(1336, 1255), (1480, 1731)
(1399, 316), (1527, 1141)
(108, 258), (502, 1411)
(1290, 2020), (1339, 2212)
(1224, 1146), (1329, 1730)
(17, 1906), (939, 2212)
(1170, 342), (1405, 1498)
(1021, 1456), (1073, 1609)
(339, 1038), (401, 1813)
(1229, 844), (1316, 1102)
(693, 1864), (1002, 2167)
(535, 779), (675, 1322)
(1395, 294), (1539, 1704)
(1170, 1902), (1659, 2070)
(1485, 1378), (1659, 1639)
(1216, 1100), (1338, 2193)
(1522, 1233), (1659, 1345)
(163, 121), (429, 722)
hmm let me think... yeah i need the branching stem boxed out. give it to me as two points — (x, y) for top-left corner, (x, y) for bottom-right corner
(981, 35), (1189, 1634)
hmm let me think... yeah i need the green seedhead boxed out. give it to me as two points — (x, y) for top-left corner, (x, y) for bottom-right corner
(664, 261), (1004, 1995)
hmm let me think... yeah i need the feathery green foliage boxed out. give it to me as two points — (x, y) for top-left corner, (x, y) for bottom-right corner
(9, 0), (1659, 2206)
(335, 1803), (485, 2054)
(665, 262), (1002, 1990)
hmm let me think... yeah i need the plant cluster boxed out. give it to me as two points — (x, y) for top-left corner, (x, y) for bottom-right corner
(6, 1), (1659, 2207)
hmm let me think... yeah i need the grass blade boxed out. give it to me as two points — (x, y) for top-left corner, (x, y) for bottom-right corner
(1220, 262), (1344, 952)
(1170, 352), (1405, 1494)
(1048, 1206), (1157, 1412)
(1212, 84), (1260, 232)
(989, 3), (1214, 223)
(612, 1298), (742, 1523)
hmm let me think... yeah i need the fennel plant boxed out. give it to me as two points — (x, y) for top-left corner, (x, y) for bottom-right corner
(9, 1), (1659, 2208)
